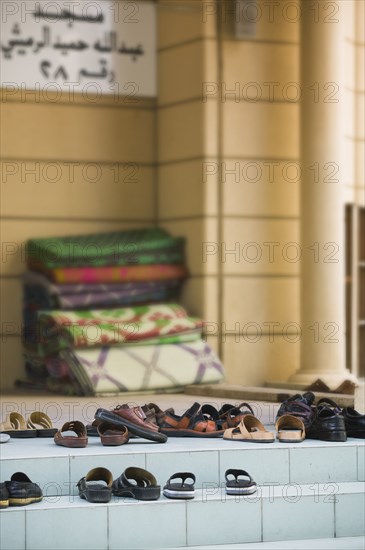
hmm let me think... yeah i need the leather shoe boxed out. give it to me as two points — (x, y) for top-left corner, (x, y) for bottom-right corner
(6, 472), (43, 506)
(342, 407), (365, 438)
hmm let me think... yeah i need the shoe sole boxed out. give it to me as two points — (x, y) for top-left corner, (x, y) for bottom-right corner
(0, 500), (9, 508)
(161, 429), (224, 438)
(79, 490), (112, 503)
(95, 409), (168, 443)
(307, 431), (347, 442)
(226, 486), (257, 495)
(9, 496), (43, 506)
(163, 488), (195, 499)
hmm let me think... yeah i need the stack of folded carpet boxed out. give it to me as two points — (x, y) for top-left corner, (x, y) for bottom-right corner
(21, 227), (224, 394)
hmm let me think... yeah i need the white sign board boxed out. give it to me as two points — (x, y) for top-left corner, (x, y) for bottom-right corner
(0, 0), (156, 96)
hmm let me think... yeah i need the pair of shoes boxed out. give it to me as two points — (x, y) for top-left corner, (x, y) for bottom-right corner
(144, 402), (224, 437)
(223, 415), (275, 443)
(77, 467), (160, 503)
(95, 405), (167, 443)
(54, 421), (129, 448)
(0, 412), (57, 438)
(276, 393), (364, 441)
(1, 473), (43, 508)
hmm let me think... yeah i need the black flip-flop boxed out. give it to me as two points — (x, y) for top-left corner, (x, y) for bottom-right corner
(112, 467), (160, 501)
(163, 472), (196, 499)
(225, 469), (257, 495)
(77, 467), (113, 503)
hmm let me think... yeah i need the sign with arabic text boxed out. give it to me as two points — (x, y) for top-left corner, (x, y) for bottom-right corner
(1, 1), (156, 97)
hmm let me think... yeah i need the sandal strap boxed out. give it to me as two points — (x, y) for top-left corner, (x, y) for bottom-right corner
(167, 472), (196, 486)
(56, 420), (86, 439)
(225, 469), (252, 483)
(27, 411), (53, 430)
(119, 467), (157, 489)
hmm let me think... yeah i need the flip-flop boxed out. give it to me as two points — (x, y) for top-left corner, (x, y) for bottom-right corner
(223, 414), (275, 443)
(27, 412), (57, 438)
(163, 472), (196, 499)
(0, 412), (37, 438)
(225, 469), (257, 495)
(77, 468), (112, 503)
(97, 422), (129, 446)
(112, 467), (160, 501)
(276, 414), (305, 442)
(54, 421), (88, 448)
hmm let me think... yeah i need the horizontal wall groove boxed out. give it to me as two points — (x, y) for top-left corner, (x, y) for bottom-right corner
(0, 215), (154, 223)
(158, 36), (211, 53)
(222, 38), (299, 46)
(158, 155), (301, 165)
(0, 157), (156, 167)
(158, 96), (205, 110)
(159, 215), (300, 222)
(1, 98), (156, 111)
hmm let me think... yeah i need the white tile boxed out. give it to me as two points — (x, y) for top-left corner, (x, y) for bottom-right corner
(26, 505), (108, 550)
(187, 496), (261, 546)
(357, 444), (365, 481)
(336, 493), (365, 537)
(69, 452), (146, 496)
(289, 446), (358, 484)
(109, 500), (186, 549)
(146, 450), (219, 489)
(0, 509), (25, 550)
(263, 495), (334, 541)
(219, 447), (290, 486)
(0, 457), (69, 497)
(188, 536), (365, 549)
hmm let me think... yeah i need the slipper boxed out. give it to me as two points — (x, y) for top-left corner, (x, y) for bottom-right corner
(223, 414), (275, 443)
(94, 408), (167, 443)
(0, 412), (37, 438)
(112, 467), (160, 501)
(54, 421), (88, 448)
(0, 433), (10, 443)
(77, 468), (112, 503)
(27, 412), (57, 438)
(225, 469), (257, 495)
(97, 422), (129, 446)
(158, 402), (224, 438)
(276, 414), (305, 442)
(202, 402), (254, 430)
(163, 472), (196, 499)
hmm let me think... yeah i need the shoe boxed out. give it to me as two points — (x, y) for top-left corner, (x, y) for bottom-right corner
(112, 467), (160, 501)
(97, 422), (129, 446)
(225, 469), (257, 495)
(77, 468), (113, 503)
(0, 412), (37, 438)
(306, 398), (346, 442)
(201, 402), (254, 430)
(156, 402), (224, 437)
(276, 414), (305, 442)
(163, 473), (195, 500)
(223, 414), (275, 443)
(54, 421), (88, 448)
(6, 473), (43, 506)
(341, 407), (365, 438)
(94, 408), (168, 443)
(0, 482), (9, 509)
(27, 411), (57, 438)
(276, 392), (315, 429)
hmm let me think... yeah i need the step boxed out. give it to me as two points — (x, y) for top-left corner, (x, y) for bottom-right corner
(1, 482), (364, 550)
(1, 437), (364, 497)
(187, 537), (365, 549)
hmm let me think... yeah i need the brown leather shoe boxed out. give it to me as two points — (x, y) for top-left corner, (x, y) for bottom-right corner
(113, 404), (160, 432)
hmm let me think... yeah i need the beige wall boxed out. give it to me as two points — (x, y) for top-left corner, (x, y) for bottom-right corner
(1, 0), (364, 390)
(0, 91), (156, 390)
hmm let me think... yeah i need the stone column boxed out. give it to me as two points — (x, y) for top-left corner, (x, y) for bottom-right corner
(289, 0), (357, 388)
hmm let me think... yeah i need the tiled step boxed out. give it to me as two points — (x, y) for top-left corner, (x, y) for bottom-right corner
(1, 437), (364, 497)
(187, 537), (365, 549)
(1, 482), (364, 550)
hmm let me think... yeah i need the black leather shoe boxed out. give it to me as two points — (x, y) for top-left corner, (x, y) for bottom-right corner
(342, 407), (365, 438)
(6, 472), (43, 506)
(306, 399), (346, 442)
(0, 482), (9, 509)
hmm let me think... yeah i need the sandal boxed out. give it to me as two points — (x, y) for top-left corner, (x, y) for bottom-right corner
(276, 414), (305, 442)
(27, 412), (57, 438)
(223, 414), (275, 443)
(163, 472), (196, 500)
(0, 412), (37, 438)
(225, 469), (257, 495)
(158, 402), (224, 437)
(202, 402), (254, 430)
(112, 467), (160, 501)
(77, 468), (112, 503)
(94, 408), (168, 443)
(54, 421), (88, 448)
(97, 422), (129, 446)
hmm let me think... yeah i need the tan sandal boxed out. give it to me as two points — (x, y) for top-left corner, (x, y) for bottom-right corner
(223, 414), (275, 443)
(27, 412), (57, 438)
(276, 414), (305, 442)
(0, 412), (37, 438)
